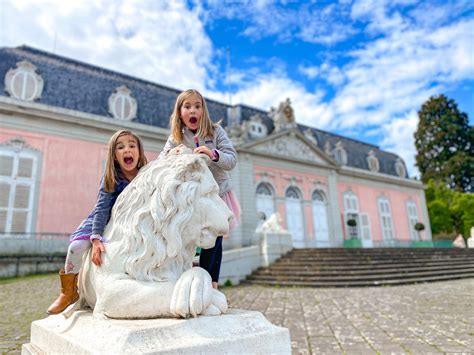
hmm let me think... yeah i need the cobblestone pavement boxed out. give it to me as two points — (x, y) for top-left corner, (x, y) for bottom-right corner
(1, 274), (473, 354)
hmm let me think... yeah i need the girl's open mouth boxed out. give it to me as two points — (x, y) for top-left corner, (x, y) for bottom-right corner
(189, 117), (197, 124)
(124, 157), (134, 165)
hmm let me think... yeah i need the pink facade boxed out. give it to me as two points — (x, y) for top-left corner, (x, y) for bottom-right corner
(1, 128), (158, 235)
(255, 164), (328, 241)
(337, 182), (425, 242)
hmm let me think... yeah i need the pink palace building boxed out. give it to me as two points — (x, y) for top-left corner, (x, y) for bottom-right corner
(0, 46), (432, 250)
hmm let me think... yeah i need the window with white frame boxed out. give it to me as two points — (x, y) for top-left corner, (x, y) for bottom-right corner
(378, 197), (395, 241)
(4, 60), (44, 101)
(108, 86), (137, 121)
(406, 200), (419, 240)
(343, 191), (360, 238)
(255, 182), (275, 221)
(0, 138), (40, 235)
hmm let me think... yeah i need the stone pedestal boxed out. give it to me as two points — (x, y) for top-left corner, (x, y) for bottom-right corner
(22, 309), (291, 354)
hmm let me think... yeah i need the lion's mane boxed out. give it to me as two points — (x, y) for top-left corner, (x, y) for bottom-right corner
(106, 149), (208, 282)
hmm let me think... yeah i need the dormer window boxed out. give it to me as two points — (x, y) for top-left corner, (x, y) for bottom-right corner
(248, 115), (267, 139)
(367, 150), (379, 172)
(334, 141), (347, 165)
(4, 61), (44, 101)
(108, 86), (137, 121)
(395, 158), (406, 178)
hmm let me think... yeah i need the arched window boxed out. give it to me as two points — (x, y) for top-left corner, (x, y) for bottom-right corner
(4, 61), (44, 101)
(0, 137), (40, 234)
(255, 182), (275, 221)
(108, 86), (137, 121)
(285, 186), (305, 246)
(312, 190), (329, 245)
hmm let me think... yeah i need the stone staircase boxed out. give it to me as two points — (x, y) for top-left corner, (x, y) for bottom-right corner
(245, 248), (474, 287)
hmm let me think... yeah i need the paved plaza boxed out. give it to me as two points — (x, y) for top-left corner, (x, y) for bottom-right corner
(0, 274), (473, 354)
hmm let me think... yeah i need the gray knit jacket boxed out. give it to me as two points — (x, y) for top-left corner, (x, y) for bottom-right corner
(161, 125), (237, 197)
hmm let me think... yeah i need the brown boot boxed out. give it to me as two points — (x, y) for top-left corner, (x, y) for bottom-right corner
(46, 269), (79, 314)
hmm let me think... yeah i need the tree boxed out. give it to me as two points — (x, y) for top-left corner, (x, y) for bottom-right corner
(425, 179), (474, 239)
(414, 95), (473, 192)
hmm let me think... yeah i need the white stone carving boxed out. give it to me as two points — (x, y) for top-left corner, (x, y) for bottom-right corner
(452, 234), (466, 248)
(258, 213), (286, 233)
(467, 227), (474, 248)
(253, 135), (326, 164)
(269, 98), (297, 132)
(79, 148), (233, 319)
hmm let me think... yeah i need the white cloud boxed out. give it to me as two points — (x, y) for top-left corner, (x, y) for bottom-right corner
(1, 0), (213, 91)
(379, 110), (419, 177)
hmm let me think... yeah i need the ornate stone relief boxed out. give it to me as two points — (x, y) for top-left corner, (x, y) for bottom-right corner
(253, 135), (327, 164)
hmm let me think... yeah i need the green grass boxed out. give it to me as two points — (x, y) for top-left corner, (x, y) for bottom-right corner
(0, 272), (56, 284)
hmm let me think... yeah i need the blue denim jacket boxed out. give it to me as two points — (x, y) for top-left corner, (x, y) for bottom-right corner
(69, 176), (129, 241)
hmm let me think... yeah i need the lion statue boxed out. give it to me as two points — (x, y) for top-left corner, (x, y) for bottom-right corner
(78, 148), (233, 319)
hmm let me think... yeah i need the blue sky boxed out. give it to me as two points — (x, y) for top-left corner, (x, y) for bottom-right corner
(1, 0), (473, 176)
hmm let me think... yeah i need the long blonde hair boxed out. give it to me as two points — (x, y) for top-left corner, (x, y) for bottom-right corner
(169, 89), (217, 143)
(104, 130), (147, 192)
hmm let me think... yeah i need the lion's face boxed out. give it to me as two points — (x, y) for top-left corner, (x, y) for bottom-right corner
(182, 165), (233, 249)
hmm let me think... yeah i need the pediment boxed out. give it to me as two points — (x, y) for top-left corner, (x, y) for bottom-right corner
(243, 130), (334, 166)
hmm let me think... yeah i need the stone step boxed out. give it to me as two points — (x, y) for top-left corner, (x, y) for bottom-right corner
(248, 267), (474, 282)
(268, 260), (474, 270)
(244, 272), (474, 287)
(254, 263), (474, 276)
(246, 248), (474, 287)
(272, 257), (474, 267)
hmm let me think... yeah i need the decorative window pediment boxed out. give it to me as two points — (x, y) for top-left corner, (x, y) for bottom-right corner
(5, 61), (44, 101)
(367, 150), (380, 172)
(394, 158), (406, 178)
(108, 86), (137, 121)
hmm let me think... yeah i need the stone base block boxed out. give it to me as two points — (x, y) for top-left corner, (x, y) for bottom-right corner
(22, 309), (291, 354)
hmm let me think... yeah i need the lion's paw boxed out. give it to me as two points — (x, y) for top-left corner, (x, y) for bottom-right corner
(170, 267), (228, 318)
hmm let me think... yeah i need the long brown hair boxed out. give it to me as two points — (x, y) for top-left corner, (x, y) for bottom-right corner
(169, 89), (217, 143)
(104, 130), (147, 192)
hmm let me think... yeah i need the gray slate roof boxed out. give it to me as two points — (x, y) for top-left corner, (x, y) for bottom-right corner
(0, 45), (406, 178)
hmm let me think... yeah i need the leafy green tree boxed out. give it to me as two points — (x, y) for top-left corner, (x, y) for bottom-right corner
(414, 95), (473, 192)
(425, 179), (474, 239)
(427, 200), (454, 237)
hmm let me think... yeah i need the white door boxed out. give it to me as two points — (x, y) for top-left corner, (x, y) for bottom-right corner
(312, 192), (329, 247)
(360, 213), (373, 248)
(285, 187), (304, 247)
